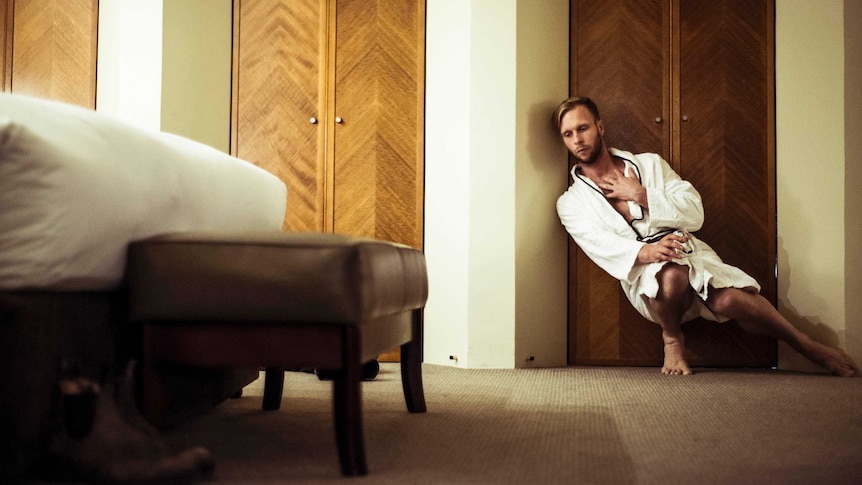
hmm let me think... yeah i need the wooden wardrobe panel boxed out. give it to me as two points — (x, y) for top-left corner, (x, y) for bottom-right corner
(233, 0), (327, 231)
(331, 0), (424, 249)
(572, 0), (670, 158)
(574, 247), (665, 364)
(677, 0), (774, 302)
(8, 0), (97, 107)
(570, 0), (669, 365)
(674, 0), (776, 368)
(2, 0), (10, 91)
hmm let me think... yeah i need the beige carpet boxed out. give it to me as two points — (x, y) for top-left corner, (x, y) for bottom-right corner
(165, 364), (862, 484)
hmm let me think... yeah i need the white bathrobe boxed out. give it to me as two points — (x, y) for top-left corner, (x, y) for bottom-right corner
(556, 148), (760, 323)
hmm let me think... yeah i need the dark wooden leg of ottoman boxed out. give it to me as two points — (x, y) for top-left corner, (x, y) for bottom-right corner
(262, 368), (284, 411)
(332, 326), (367, 476)
(401, 309), (427, 413)
(141, 325), (171, 428)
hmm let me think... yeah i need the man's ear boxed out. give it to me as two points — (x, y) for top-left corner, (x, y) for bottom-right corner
(597, 119), (605, 136)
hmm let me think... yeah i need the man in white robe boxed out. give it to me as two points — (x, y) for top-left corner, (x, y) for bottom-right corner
(554, 96), (856, 376)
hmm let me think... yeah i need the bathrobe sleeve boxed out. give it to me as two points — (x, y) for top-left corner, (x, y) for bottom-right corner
(640, 154), (704, 233)
(556, 188), (646, 285)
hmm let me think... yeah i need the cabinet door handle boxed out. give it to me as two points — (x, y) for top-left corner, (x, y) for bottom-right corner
(310, 117), (318, 124)
(335, 117), (344, 124)
(682, 115), (690, 122)
(654, 117), (662, 124)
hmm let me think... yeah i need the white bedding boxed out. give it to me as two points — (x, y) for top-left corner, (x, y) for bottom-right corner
(0, 93), (287, 290)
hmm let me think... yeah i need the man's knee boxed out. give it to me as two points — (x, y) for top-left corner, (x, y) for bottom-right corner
(707, 288), (750, 319)
(656, 264), (691, 301)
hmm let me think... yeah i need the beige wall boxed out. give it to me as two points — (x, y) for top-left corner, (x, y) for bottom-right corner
(161, 0), (232, 153)
(97, 0), (232, 153)
(775, 0), (860, 371)
(514, 0), (570, 368)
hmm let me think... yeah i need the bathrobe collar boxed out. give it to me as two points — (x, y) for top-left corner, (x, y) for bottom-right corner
(571, 148), (646, 225)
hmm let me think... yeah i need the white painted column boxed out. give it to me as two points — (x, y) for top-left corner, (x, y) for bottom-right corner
(96, 0), (164, 131)
(424, 0), (569, 368)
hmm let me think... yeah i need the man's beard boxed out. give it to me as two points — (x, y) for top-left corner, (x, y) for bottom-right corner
(575, 135), (603, 165)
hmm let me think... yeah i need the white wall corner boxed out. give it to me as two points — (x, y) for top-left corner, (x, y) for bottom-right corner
(424, 0), (473, 367)
(464, 0), (518, 368)
(425, 0), (570, 368)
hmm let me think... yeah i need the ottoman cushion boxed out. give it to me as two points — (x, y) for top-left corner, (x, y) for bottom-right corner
(127, 231), (428, 324)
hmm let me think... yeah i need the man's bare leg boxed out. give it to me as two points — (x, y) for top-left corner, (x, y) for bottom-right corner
(707, 288), (858, 377)
(647, 264), (696, 375)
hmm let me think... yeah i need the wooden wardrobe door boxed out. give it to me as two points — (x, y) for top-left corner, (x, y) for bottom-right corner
(5, 0), (97, 107)
(232, 0), (327, 231)
(571, 0), (670, 157)
(568, 0), (776, 367)
(674, 0), (776, 367)
(331, 0), (424, 249)
(569, 0), (668, 365)
(2, 1), (10, 90)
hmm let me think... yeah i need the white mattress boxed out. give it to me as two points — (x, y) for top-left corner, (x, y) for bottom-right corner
(0, 93), (287, 290)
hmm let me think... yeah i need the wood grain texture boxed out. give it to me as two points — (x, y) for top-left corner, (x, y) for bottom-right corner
(233, 0), (424, 249)
(674, 0), (776, 367)
(2, 0), (11, 91)
(678, 0), (773, 300)
(571, 0), (669, 366)
(233, 0), (327, 231)
(9, 0), (96, 107)
(332, 0), (424, 249)
(573, 0), (669, 158)
(569, 0), (776, 367)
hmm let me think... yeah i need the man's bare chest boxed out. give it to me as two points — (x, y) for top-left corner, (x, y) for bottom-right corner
(608, 196), (634, 223)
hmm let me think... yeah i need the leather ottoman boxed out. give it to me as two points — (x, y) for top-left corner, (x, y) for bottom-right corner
(126, 231), (429, 476)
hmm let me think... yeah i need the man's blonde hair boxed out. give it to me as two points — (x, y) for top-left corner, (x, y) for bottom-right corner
(552, 97), (601, 130)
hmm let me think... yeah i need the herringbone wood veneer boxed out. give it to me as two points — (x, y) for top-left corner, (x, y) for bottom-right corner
(7, 0), (96, 107)
(234, 0), (327, 232)
(573, 0), (669, 158)
(675, 0), (775, 368)
(2, 2), (9, 90)
(332, 0), (423, 249)
(572, 0), (670, 365)
(232, 0), (424, 251)
(679, 0), (772, 294)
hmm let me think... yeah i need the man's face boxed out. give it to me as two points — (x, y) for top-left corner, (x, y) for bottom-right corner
(559, 105), (605, 165)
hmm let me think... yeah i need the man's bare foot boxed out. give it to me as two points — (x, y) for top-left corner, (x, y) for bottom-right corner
(662, 341), (692, 375)
(802, 341), (858, 377)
